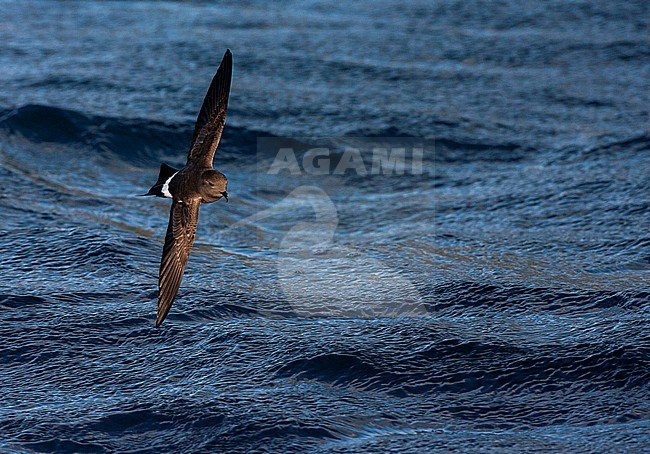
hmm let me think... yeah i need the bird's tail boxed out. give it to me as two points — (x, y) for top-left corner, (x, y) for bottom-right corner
(139, 163), (179, 197)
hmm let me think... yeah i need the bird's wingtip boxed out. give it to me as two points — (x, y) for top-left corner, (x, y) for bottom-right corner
(155, 303), (171, 327)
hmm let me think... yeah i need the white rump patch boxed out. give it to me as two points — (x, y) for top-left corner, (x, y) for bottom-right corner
(161, 172), (179, 198)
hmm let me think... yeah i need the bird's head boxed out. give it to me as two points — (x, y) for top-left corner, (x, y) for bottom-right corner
(200, 169), (228, 203)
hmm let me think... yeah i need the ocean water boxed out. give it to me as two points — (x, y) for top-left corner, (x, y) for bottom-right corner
(1, 0), (649, 452)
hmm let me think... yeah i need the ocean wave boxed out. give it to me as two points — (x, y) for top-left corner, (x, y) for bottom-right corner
(0, 104), (270, 166)
(0, 104), (538, 167)
(555, 134), (650, 164)
(431, 281), (648, 313)
(273, 340), (649, 400)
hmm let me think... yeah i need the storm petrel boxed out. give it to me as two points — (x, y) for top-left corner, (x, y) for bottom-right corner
(142, 49), (232, 327)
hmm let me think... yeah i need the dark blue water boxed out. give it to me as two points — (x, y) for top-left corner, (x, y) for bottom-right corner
(1, 1), (649, 452)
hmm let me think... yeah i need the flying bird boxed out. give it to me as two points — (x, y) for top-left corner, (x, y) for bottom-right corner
(142, 49), (232, 327)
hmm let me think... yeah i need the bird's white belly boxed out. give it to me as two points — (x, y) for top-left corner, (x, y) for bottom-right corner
(161, 172), (179, 198)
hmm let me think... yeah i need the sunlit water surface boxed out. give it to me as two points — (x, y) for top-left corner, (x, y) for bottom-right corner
(0, 1), (648, 452)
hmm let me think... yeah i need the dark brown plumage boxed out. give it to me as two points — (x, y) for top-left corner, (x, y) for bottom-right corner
(188, 49), (232, 167)
(155, 199), (200, 327)
(143, 49), (232, 327)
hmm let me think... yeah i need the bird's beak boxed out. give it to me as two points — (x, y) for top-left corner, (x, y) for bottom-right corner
(221, 191), (228, 202)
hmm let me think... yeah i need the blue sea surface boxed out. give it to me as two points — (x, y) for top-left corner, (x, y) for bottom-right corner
(0, 0), (649, 452)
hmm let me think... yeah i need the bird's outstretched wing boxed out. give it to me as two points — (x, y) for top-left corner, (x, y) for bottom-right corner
(187, 49), (232, 168)
(156, 198), (200, 327)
